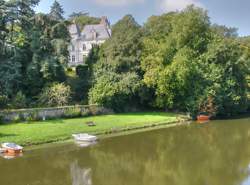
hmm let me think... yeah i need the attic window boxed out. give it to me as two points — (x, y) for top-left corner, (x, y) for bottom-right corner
(83, 44), (86, 51)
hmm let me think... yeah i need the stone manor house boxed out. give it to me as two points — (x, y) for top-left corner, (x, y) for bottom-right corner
(68, 16), (111, 66)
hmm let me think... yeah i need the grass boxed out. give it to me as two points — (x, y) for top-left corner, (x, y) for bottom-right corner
(0, 112), (182, 146)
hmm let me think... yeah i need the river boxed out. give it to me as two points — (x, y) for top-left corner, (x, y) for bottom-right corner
(0, 118), (250, 185)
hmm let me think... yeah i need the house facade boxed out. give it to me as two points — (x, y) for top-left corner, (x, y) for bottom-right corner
(68, 16), (111, 66)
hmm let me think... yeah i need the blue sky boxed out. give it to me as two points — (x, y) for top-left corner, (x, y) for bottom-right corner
(35, 0), (250, 36)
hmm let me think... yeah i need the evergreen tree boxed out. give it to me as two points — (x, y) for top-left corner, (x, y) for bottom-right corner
(49, 0), (64, 21)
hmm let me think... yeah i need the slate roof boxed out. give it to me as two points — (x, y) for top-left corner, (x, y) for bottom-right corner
(81, 24), (111, 41)
(69, 16), (111, 41)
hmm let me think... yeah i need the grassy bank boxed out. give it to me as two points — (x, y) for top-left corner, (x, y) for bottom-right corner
(0, 112), (184, 146)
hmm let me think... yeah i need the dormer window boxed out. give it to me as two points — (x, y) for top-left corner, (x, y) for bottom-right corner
(83, 44), (86, 51)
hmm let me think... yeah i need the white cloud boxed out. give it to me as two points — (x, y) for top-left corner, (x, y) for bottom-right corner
(93, 0), (145, 6)
(160, 0), (204, 12)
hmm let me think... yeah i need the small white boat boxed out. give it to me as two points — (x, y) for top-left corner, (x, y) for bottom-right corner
(2, 143), (23, 154)
(72, 134), (98, 142)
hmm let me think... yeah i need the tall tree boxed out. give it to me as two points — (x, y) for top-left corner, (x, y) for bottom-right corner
(49, 0), (64, 21)
(88, 15), (145, 111)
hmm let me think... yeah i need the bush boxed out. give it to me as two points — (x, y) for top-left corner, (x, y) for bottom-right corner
(11, 91), (27, 109)
(0, 95), (8, 109)
(76, 65), (88, 78)
(64, 107), (82, 118)
(39, 83), (71, 107)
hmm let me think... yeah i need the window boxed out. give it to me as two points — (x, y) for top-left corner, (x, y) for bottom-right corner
(91, 43), (97, 48)
(83, 44), (86, 51)
(72, 45), (75, 51)
(72, 55), (75, 63)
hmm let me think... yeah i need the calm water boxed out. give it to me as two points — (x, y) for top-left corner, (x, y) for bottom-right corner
(0, 118), (250, 185)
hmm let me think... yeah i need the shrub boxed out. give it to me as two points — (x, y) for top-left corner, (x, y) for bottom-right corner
(0, 114), (4, 124)
(64, 107), (82, 118)
(11, 91), (27, 109)
(39, 83), (71, 107)
(0, 95), (8, 109)
(13, 115), (21, 123)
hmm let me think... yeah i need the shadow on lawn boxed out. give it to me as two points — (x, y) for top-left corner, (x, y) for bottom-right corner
(114, 112), (178, 117)
(0, 133), (17, 137)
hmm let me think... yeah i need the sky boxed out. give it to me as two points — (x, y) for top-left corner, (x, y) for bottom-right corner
(35, 0), (250, 36)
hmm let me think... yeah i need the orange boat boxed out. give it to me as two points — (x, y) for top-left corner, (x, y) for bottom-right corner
(197, 114), (210, 122)
(2, 143), (23, 154)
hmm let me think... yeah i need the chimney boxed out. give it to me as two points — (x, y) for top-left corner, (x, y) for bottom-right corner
(100, 16), (110, 27)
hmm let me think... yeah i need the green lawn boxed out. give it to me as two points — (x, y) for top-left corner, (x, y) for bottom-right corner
(0, 112), (181, 146)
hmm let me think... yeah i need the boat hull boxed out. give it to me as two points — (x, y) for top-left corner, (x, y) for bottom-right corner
(1, 143), (23, 154)
(72, 134), (98, 142)
(6, 149), (22, 154)
(197, 115), (210, 122)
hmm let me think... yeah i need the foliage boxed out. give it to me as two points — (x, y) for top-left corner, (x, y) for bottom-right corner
(11, 91), (27, 109)
(49, 0), (64, 21)
(0, 1), (249, 118)
(0, 94), (8, 109)
(211, 24), (238, 38)
(38, 83), (71, 107)
(64, 107), (82, 118)
(0, 60), (22, 97)
(140, 5), (249, 117)
(68, 14), (100, 30)
(88, 15), (145, 111)
(198, 38), (249, 117)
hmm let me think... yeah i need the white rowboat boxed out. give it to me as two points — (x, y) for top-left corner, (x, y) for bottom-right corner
(72, 134), (98, 142)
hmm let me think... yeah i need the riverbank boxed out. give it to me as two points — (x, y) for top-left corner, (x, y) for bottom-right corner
(0, 112), (188, 146)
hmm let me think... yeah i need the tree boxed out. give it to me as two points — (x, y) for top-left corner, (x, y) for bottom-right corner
(49, 0), (64, 21)
(68, 14), (100, 30)
(141, 6), (211, 111)
(88, 15), (145, 111)
(211, 24), (238, 38)
(69, 11), (89, 19)
(198, 37), (249, 117)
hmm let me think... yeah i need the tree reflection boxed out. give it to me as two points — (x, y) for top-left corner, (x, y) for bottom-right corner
(0, 119), (250, 185)
(70, 161), (92, 185)
(88, 119), (250, 185)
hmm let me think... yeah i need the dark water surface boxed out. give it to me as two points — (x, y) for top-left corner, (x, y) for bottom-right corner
(0, 118), (250, 185)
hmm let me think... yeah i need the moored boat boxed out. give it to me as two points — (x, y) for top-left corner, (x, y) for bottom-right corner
(72, 134), (98, 142)
(197, 114), (210, 122)
(2, 143), (23, 154)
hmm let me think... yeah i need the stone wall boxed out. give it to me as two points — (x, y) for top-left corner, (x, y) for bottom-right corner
(0, 105), (113, 123)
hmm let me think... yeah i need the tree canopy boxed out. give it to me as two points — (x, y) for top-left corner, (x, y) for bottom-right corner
(0, 2), (249, 118)
(49, 0), (64, 21)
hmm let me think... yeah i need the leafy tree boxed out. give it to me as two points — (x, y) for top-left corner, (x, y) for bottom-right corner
(211, 24), (238, 38)
(68, 14), (100, 30)
(141, 6), (210, 111)
(198, 37), (249, 117)
(88, 15), (145, 111)
(69, 11), (89, 19)
(141, 5), (249, 117)
(0, 59), (22, 97)
(49, 0), (64, 21)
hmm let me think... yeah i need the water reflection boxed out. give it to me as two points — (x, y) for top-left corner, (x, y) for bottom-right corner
(0, 118), (249, 185)
(71, 161), (92, 185)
